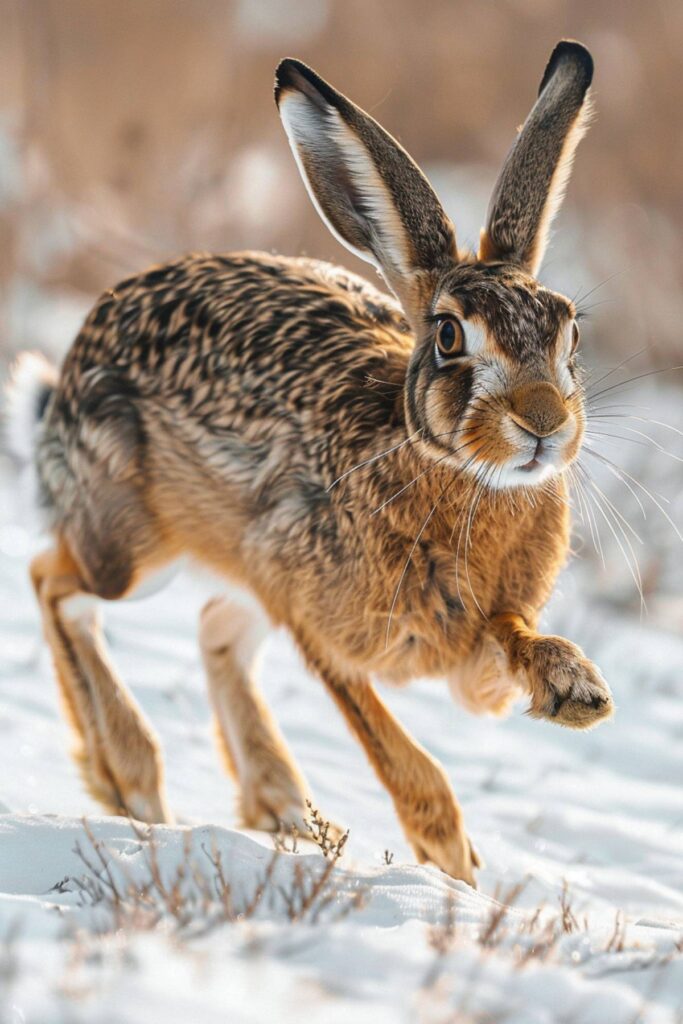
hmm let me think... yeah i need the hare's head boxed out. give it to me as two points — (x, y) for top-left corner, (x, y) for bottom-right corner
(276, 41), (593, 489)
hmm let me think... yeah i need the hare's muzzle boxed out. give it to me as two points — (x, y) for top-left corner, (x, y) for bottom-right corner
(508, 382), (569, 439)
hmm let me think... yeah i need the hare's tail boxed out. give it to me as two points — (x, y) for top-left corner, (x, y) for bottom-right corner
(4, 351), (59, 525)
(4, 351), (57, 464)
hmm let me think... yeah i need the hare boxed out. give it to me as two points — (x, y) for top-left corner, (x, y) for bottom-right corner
(6, 40), (611, 885)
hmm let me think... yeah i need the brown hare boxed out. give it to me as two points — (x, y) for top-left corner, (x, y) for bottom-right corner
(6, 40), (612, 886)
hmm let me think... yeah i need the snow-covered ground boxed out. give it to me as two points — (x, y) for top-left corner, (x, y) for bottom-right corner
(0, 381), (681, 1024)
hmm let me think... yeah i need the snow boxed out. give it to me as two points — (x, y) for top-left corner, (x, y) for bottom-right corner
(0, 383), (681, 1023)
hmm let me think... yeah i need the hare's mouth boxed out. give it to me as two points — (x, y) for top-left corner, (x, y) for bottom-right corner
(466, 434), (575, 491)
(517, 437), (558, 474)
(518, 436), (546, 472)
(484, 408), (583, 489)
(511, 432), (572, 482)
(513, 451), (560, 482)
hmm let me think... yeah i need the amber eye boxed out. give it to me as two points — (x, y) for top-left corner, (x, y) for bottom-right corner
(435, 317), (465, 359)
(570, 320), (580, 354)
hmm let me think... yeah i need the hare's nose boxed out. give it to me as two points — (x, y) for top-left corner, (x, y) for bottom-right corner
(508, 382), (569, 438)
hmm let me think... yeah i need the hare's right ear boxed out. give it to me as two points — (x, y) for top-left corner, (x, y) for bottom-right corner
(479, 40), (593, 276)
(275, 59), (458, 320)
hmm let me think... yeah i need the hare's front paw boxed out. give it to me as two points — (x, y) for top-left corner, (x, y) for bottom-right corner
(524, 636), (614, 729)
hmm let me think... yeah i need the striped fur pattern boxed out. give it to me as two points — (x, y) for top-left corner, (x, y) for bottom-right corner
(10, 41), (611, 886)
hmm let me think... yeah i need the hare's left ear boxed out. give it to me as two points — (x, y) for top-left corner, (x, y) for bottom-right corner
(275, 59), (458, 320)
(479, 40), (593, 276)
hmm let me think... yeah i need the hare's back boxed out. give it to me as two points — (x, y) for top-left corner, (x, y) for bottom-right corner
(56, 252), (411, 426)
(36, 251), (412, 594)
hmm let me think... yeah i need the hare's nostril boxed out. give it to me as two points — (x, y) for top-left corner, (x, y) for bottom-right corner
(510, 416), (543, 441)
(509, 411), (567, 439)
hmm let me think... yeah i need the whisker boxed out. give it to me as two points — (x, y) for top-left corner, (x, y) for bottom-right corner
(587, 402), (650, 414)
(452, 442), (496, 618)
(584, 443), (672, 507)
(576, 463), (646, 613)
(575, 296), (616, 315)
(582, 346), (648, 393)
(475, 383), (507, 412)
(587, 366), (683, 403)
(572, 266), (632, 310)
(369, 431), (486, 517)
(588, 411), (683, 440)
(542, 473), (574, 512)
(463, 461), (498, 621)
(582, 447), (682, 542)
(567, 465), (605, 566)
(326, 431), (421, 492)
(585, 423), (683, 463)
(582, 467), (643, 545)
(370, 458), (447, 517)
(584, 429), (651, 451)
(581, 444), (647, 518)
(453, 477), (479, 612)
(364, 375), (403, 388)
(385, 478), (456, 649)
(580, 472), (608, 567)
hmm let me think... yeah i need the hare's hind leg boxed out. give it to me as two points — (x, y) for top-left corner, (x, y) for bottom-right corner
(312, 660), (479, 885)
(199, 596), (310, 832)
(30, 543), (172, 823)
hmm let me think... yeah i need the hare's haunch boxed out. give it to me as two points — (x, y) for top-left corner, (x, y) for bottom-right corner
(7, 40), (609, 885)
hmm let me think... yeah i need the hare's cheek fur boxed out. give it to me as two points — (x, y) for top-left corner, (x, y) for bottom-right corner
(412, 363), (476, 463)
(423, 374), (519, 477)
(421, 362), (585, 489)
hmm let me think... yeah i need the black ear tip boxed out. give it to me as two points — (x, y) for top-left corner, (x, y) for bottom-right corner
(274, 58), (337, 111)
(539, 39), (594, 96)
(274, 58), (307, 105)
(274, 59), (344, 116)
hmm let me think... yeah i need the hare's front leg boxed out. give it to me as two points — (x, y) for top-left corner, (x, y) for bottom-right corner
(490, 613), (614, 729)
(312, 662), (479, 885)
(199, 597), (312, 833)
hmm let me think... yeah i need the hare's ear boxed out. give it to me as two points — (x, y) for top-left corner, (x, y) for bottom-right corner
(275, 59), (458, 318)
(479, 40), (593, 276)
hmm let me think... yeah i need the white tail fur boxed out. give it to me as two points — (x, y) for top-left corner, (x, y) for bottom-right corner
(4, 351), (57, 463)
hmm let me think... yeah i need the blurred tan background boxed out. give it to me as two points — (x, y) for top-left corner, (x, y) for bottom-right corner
(1, 0), (682, 372)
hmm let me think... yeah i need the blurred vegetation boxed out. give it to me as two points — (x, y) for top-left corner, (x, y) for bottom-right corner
(1, 0), (682, 370)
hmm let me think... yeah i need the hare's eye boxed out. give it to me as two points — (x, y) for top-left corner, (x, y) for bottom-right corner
(435, 317), (465, 360)
(570, 320), (580, 354)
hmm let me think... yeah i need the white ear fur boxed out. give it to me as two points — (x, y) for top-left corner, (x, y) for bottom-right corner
(479, 40), (594, 275)
(279, 92), (412, 278)
(528, 95), (593, 275)
(328, 113), (413, 277)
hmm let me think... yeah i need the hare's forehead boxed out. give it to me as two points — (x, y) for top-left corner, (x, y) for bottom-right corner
(436, 267), (573, 357)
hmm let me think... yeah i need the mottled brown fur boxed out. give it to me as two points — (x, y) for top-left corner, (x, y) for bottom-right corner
(12, 41), (611, 886)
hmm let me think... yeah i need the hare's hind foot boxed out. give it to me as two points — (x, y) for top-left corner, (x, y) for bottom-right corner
(31, 545), (173, 825)
(78, 752), (171, 825)
(490, 614), (614, 730)
(199, 596), (326, 837)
